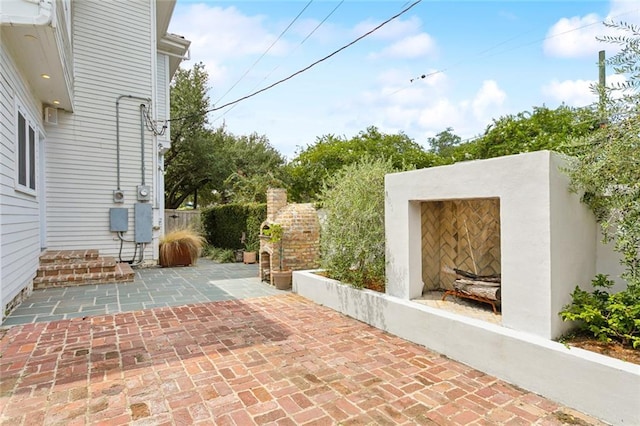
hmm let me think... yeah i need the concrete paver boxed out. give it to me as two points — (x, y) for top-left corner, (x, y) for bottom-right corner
(3, 260), (281, 326)
(0, 293), (604, 425)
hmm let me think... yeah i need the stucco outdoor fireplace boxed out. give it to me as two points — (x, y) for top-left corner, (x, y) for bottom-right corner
(385, 151), (623, 340)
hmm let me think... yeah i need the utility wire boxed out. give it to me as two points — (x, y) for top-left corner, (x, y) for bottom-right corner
(213, 0), (314, 106)
(394, 6), (640, 97)
(169, 0), (423, 123)
(212, 0), (345, 124)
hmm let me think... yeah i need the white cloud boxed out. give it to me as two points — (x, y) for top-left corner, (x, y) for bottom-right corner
(472, 80), (507, 122)
(543, 13), (605, 58)
(169, 4), (292, 85)
(370, 33), (436, 59)
(542, 79), (595, 106)
(543, 0), (640, 58)
(542, 73), (627, 106)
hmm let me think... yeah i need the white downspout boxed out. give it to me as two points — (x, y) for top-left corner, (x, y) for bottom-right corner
(150, 0), (159, 262)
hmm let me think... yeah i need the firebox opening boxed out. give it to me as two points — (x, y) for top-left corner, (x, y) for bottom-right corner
(260, 252), (271, 283)
(419, 197), (502, 319)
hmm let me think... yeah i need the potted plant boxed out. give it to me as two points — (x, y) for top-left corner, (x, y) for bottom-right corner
(242, 215), (261, 264)
(159, 228), (205, 267)
(241, 232), (258, 264)
(262, 223), (291, 289)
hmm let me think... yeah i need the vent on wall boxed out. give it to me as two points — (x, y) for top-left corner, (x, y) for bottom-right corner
(44, 106), (58, 125)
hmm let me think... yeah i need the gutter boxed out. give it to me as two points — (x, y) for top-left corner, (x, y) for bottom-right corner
(0, 0), (53, 26)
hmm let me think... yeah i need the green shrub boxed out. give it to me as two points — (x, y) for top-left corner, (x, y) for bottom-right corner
(319, 157), (398, 290)
(244, 213), (261, 252)
(207, 247), (237, 263)
(560, 274), (640, 348)
(559, 21), (640, 350)
(201, 203), (266, 249)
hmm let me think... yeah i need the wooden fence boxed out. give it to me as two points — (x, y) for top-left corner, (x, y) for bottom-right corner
(164, 209), (202, 233)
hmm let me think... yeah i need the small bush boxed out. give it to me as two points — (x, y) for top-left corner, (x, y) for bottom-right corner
(207, 247), (237, 263)
(560, 274), (640, 348)
(319, 157), (398, 290)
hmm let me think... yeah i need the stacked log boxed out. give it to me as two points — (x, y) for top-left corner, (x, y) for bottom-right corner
(452, 268), (501, 301)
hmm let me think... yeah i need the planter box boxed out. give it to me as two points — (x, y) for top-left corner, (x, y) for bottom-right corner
(293, 270), (640, 426)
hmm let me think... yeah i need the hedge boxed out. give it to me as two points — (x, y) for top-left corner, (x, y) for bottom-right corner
(201, 203), (266, 250)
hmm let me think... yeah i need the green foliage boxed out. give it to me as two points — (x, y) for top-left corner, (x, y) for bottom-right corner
(287, 126), (440, 202)
(166, 63), (287, 208)
(559, 21), (640, 349)
(560, 275), (640, 348)
(206, 246), (237, 263)
(201, 203), (266, 249)
(262, 223), (284, 243)
(319, 157), (398, 289)
(262, 223), (285, 270)
(427, 127), (462, 157)
(244, 213), (262, 252)
(445, 105), (599, 163)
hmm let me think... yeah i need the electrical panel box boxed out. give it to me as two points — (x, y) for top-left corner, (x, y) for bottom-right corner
(109, 208), (128, 232)
(134, 203), (152, 243)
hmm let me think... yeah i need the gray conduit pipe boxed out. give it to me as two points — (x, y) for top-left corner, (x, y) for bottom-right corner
(140, 105), (146, 185)
(115, 95), (151, 190)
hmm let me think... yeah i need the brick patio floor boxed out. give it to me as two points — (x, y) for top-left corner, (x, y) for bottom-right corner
(0, 294), (605, 425)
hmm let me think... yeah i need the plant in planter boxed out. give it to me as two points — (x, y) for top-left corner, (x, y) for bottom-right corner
(262, 223), (291, 289)
(242, 215), (261, 264)
(159, 228), (205, 267)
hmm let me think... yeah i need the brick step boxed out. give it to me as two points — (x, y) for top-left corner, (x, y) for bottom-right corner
(39, 249), (100, 264)
(33, 263), (135, 289)
(36, 257), (118, 277)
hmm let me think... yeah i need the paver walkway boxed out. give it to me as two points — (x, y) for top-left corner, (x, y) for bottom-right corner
(3, 260), (281, 326)
(0, 293), (603, 425)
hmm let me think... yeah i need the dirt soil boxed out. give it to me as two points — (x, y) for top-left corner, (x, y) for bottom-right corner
(563, 334), (640, 365)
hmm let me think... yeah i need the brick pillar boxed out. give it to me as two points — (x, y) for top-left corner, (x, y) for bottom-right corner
(267, 188), (287, 222)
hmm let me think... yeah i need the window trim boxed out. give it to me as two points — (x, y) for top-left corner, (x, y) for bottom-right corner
(14, 101), (38, 196)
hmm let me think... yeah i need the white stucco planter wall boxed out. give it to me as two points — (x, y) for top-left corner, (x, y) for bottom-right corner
(293, 270), (640, 425)
(385, 150), (621, 340)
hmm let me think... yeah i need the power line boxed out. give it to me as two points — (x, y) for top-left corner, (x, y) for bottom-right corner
(213, 0), (314, 106)
(212, 0), (345, 124)
(169, 0), (423, 123)
(393, 6), (640, 98)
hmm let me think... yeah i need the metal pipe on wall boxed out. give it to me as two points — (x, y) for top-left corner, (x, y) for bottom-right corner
(115, 94), (151, 191)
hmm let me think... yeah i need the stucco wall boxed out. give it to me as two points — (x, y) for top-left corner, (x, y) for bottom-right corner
(385, 151), (621, 339)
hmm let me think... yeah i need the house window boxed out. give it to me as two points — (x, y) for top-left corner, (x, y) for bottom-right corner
(15, 106), (37, 193)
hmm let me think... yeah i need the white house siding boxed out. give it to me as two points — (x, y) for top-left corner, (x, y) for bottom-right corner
(0, 41), (45, 318)
(44, 1), (157, 260)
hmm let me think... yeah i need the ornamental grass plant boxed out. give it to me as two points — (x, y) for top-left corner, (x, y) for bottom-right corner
(159, 228), (206, 267)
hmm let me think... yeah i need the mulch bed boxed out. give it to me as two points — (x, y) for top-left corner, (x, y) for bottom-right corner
(563, 333), (640, 365)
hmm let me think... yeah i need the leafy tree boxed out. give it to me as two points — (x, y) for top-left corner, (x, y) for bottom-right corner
(427, 127), (462, 157)
(287, 126), (440, 201)
(560, 21), (640, 348)
(451, 105), (600, 162)
(319, 157), (398, 290)
(166, 63), (287, 208)
(165, 62), (215, 208)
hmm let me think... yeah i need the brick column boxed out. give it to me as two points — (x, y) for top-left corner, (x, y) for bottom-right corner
(267, 188), (287, 222)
